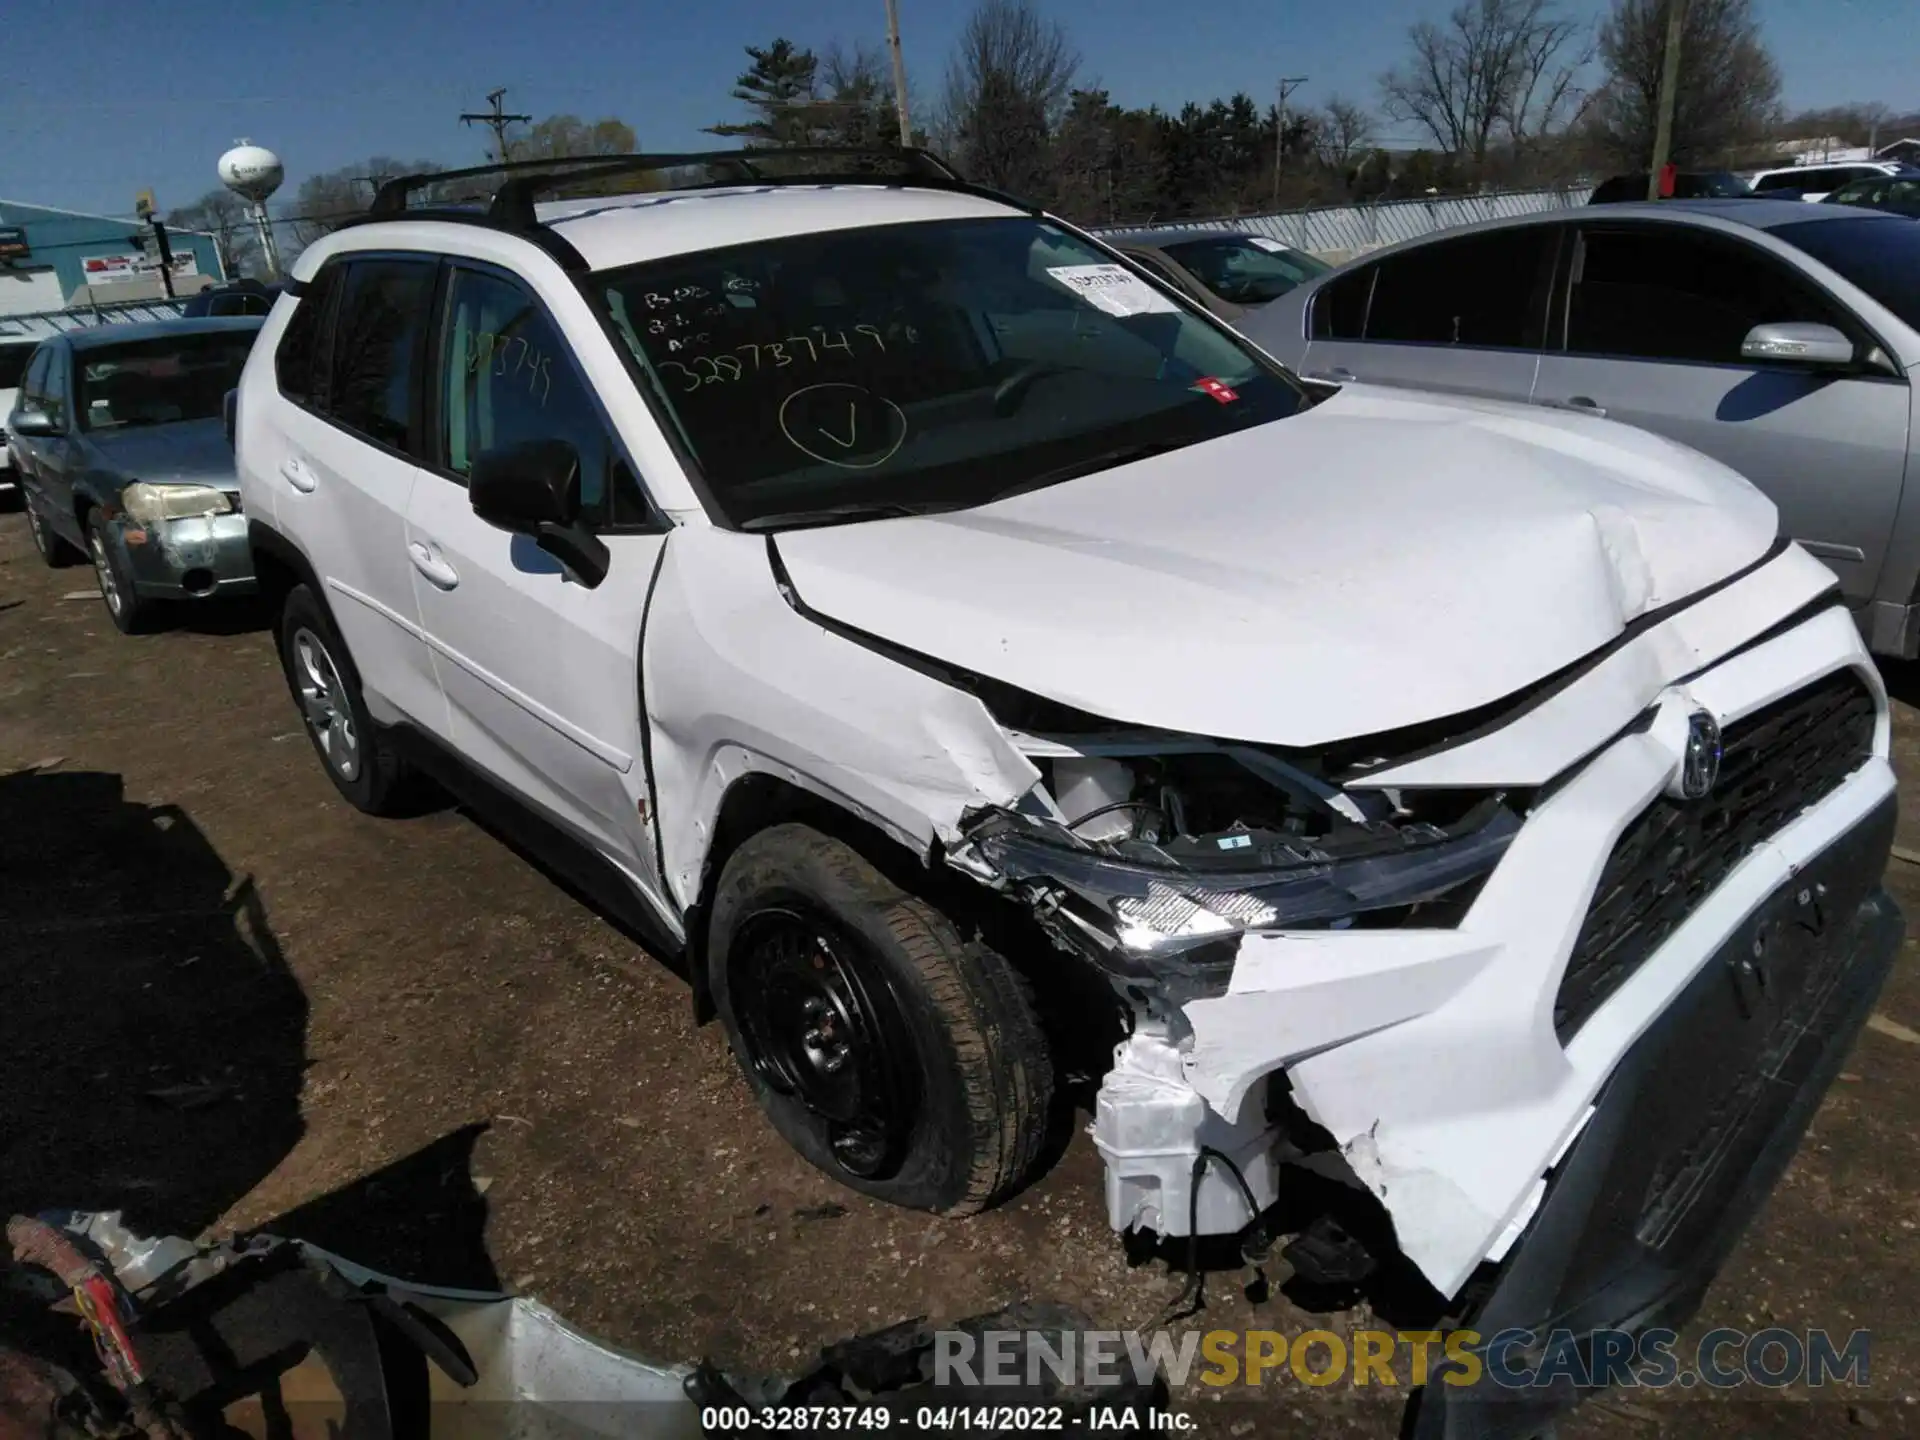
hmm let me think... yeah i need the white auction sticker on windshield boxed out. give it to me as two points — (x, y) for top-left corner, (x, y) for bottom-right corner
(1046, 264), (1180, 317)
(1248, 236), (1292, 253)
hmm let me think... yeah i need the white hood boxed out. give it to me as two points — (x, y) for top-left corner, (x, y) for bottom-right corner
(775, 385), (1779, 747)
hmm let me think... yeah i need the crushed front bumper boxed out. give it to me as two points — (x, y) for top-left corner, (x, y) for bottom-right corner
(1092, 600), (1895, 1301)
(1411, 795), (1901, 1439)
(113, 508), (256, 598)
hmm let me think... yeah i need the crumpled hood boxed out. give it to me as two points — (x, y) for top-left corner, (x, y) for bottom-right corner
(88, 418), (238, 491)
(774, 385), (1780, 747)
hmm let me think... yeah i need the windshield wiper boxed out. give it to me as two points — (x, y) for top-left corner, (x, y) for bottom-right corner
(738, 498), (968, 532)
(983, 438), (1195, 504)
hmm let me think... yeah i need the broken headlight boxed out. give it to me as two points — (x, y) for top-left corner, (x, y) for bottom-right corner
(956, 744), (1521, 971)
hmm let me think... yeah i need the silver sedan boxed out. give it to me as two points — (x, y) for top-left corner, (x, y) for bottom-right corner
(6, 317), (263, 634)
(1243, 200), (1920, 657)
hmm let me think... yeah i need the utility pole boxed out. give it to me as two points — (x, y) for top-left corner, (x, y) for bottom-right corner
(1646, 0), (1688, 200)
(883, 0), (913, 148)
(1273, 76), (1309, 209)
(461, 88), (531, 164)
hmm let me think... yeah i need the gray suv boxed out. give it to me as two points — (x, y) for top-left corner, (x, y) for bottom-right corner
(1246, 200), (1920, 656)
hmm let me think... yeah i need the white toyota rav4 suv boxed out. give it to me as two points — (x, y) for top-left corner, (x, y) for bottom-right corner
(234, 151), (1899, 1430)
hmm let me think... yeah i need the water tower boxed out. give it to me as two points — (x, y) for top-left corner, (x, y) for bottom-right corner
(219, 141), (285, 277)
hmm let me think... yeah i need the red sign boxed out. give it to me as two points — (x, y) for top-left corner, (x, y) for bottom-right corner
(1193, 377), (1240, 404)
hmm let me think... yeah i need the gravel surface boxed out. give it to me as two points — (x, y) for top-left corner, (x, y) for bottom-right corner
(2, 504), (1916, 1437)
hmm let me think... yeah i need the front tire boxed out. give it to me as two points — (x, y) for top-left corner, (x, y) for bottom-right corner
(86, 511), (153, 633)
(709, 824), (1053, 1216)
(276, 583), (416, 816)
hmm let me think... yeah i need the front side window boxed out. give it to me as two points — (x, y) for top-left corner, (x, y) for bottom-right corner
(18, 348), (50, 407)
(1311, 265), (1375, 340)
(328, 258), (434, 453)
(1568, 227), (1844, 364)
(76, 330), (258, 431)
(1360, 227), (1558, 349)
(1160, 236), (1332, 305)
(39, 346), (70, 429)
(591, 216), (1303, 530)
(1775, 214), (1920, 331)
(437, 266), (643, 525)
(1754, 171), (1809, 193)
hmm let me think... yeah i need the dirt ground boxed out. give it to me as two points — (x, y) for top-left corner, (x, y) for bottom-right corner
(3, 501), (1918, 1438)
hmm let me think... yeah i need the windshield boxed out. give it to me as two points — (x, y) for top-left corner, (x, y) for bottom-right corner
(1160, 236), (1332, 304)
(1775, 216), (1920, 332)
(591, 216), (1304, 530)
(76, 330), (258, 431)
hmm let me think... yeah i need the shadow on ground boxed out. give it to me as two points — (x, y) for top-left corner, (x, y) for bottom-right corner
(0, 768), (308, 1236)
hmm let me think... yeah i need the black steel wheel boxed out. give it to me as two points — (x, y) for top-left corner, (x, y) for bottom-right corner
(728, 901), (920, 1180)
(709, 823), (1053, 1215)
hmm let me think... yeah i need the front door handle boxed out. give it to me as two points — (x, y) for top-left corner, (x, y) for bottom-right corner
(280, 457), (318, 493)
(407, 540), (460, 590)
(1549, 395), (1607, 418)
(1306, 366), (1357, 383)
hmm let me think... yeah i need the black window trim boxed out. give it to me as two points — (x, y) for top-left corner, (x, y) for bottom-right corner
(1555, 217), (1903, 379)
(1321, 221), (1568, 355)
(426, 255), (671, 535)
(280, 249), (441, 468)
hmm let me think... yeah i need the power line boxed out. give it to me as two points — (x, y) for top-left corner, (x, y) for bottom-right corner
(460, 87), (532, 164)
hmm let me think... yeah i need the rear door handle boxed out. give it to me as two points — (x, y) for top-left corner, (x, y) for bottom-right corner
(407, 540), (460, 590)
(1545, 395), (1607, 418)
(1306, 366), (1356, 383)
(280, 457), (318, 493)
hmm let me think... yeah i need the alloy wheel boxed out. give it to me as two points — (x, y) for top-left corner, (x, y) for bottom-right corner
(291, 626), (361, 781)
(89, 531), (122, 617)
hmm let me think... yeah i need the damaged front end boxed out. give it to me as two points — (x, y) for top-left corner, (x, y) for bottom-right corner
(946, 730), (1522, 1242)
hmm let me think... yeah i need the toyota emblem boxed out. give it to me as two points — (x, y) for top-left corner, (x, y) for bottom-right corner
(1680, 710), (1722, 800)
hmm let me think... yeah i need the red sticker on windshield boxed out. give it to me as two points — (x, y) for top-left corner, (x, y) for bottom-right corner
(1193, 377), (1239, 404)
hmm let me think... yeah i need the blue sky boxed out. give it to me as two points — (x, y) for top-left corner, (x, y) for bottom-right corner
(8, 0), (1915, 221)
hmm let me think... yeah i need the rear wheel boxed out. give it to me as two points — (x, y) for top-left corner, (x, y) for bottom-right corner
(709, 824), (1053, 1215)
(24, 499), (78, 568)
(276, 583), (417, 815)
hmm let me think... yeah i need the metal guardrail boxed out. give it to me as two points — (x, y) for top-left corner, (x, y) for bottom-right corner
(1090, 184), (1594, 254)
(0, 296), (190, 340)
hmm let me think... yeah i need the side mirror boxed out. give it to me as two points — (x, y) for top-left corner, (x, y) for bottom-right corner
(468, 439), (608, 588)
(470, 439), (582, 532)
(8, 406), (58, 438)
(1741, 321), (1856, 368)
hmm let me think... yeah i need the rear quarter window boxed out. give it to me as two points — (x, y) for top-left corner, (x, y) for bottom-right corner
(1310, 265), (1374, 339)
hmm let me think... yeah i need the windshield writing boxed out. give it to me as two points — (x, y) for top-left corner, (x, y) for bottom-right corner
(592, 217), (1303, 529)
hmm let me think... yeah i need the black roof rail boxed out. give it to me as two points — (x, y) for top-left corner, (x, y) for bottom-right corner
(354, 147), (1040, 272)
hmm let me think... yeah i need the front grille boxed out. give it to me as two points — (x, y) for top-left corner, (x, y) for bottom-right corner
(1554, 667), (1877, 1041)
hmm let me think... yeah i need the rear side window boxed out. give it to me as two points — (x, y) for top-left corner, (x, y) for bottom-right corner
(1567, 226), (1846, 364)
(1311, 265), (1374, 339)
(276, 264), (341, 407)
(326, 258), (436, 453)
(1360, 227), (1558, 348)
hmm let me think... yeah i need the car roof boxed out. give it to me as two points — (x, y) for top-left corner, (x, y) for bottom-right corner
(511, 183), (1026, 272)
(1105, 227), (1265, 249)
(63, 316), (265, 352)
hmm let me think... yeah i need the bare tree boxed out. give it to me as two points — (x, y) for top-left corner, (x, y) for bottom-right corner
(279, 156), (445, 256)
(167, 189), (257, 280)
(940, 0), (1078, 196)
(1379, 0), (1591, 168)
(1313, 97), (1376, 170)
(514, 115), (637, 161)
(1588, 0), (1781, 167)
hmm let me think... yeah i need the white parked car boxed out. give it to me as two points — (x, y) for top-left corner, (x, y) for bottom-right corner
(1745, 159), (1916, 202)
(233, 151), (1900, 1428)
(0, 335), (37, 497)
